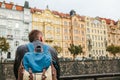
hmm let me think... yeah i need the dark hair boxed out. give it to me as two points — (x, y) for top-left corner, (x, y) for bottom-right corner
(28, 30), (43, 42)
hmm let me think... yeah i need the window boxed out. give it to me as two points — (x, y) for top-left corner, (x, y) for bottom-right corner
(64, 29), (68, 33)
(0, 27), (6, 36)
(56, 35), (60, 39)
(46, 26), (52, 31)
(81, 24), (84, 28)
(33, 26), (39, 30)
(7, 29), (12, 35)
(96, 50), (98, 55)
(104, 31), (106, 34)
(87, 22), (89, 26)
(64, 21), (67, 26)
(34, 18), (38, 21)
(74, 36), (79, 40)
(24, 11), (30, 15)
(92, 35), (94, 40)
(1, 3), (5, 8)
(56, 28), (60, 33)
(82, 31), (84, 35)
(87, 34), (90, 39)
(15, 23), (19, 28)
(82, 37), (84, 41)
(8, 13), (13, 18)
(73, 19), (77, 26)
(15, 41), (19, 46)
(7, 52), (11, 58)
(1, 20), (5, 25)
(64, 36), (68, 40)
(46, 34), (53, 39)
(74, 29), (78, 34)
(12, 5), (16, 10)
(87, 28), (90, 33)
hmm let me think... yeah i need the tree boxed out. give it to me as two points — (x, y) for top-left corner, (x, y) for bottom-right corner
(68, 44), (83, 60)
(53, 45), (62, 54)
(0, 37), (10, 56)
(106, 44), (119, 57)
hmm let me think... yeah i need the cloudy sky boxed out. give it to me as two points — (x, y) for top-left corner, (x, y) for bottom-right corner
(3, 0), (120, 21)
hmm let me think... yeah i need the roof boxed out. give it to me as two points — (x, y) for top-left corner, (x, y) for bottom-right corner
(0, 1), (23, 11)
(99, 17), (116, 24)
(31, 7), (43, 13)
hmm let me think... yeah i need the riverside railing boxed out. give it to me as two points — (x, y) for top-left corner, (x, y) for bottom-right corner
(60, 73), (120, 80)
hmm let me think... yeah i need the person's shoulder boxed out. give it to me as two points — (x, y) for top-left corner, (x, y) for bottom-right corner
(24, 52), (31, 57)
(17, 44), (27, 49)
(16, 44), (27, 52)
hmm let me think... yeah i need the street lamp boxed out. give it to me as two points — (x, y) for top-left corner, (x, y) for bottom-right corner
(0, 49), (2, 63)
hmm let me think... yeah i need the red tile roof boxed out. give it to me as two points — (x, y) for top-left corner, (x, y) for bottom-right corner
(31, 7), (43, 13)
(16, 5), (23, 11)
(0, 2), (2, 7)
(52, 11), (70, 18)
(0, 1), (23, 11)
(99, 17), (116, 24)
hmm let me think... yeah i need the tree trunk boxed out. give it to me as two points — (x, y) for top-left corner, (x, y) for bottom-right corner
(73, 54), (76, 60)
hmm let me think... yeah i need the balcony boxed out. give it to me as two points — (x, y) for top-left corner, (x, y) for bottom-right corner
(22, 36), (28, 41)
(45, 38), (54, 43)
(7, 35), (13, 40)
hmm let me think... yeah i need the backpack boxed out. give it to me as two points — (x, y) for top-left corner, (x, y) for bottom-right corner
(19, 43), (57, 80)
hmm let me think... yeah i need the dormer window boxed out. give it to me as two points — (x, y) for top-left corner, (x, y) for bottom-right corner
(1, 1), (5, 8)
(12, 5), (16, 10)
(102, 20), (106, 24)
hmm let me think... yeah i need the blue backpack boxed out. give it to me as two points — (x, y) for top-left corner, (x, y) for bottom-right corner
(23, 43), (52, 73)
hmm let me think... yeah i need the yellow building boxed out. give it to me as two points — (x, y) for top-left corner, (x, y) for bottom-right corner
(70, 11), (87, 57)
(31, 8), (87, 58)
(31, 8), (62, 52)
(101, 18), (120, 57)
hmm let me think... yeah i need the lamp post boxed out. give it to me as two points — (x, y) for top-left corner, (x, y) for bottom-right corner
(0, 49), (2, 63)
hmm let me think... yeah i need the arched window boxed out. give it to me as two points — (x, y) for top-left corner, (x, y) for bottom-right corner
(7, 52), (11, 58)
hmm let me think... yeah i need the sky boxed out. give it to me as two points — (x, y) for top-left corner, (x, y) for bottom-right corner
(2, 0), (120, 21)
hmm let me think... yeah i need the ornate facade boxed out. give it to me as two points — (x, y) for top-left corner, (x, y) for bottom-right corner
(0, 1), (31, 59)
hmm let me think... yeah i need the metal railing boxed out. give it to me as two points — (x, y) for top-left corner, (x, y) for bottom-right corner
(60, 73), (120, 80)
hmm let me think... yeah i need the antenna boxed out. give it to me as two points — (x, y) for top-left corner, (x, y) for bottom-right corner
(46, 5), (49, 9)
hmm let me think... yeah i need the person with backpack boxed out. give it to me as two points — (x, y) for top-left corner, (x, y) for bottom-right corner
(13, 30), (60, 80)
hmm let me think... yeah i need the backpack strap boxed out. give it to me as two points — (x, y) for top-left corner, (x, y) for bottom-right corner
(27, 43), (34, 52)
(42, 45), (49, 53)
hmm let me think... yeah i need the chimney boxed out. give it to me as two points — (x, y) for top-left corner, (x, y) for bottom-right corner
(10, 2), (14, 4)
(24, 1), (29, 8)
(70, 10), (76, 16)
(3, 0), (5, 3)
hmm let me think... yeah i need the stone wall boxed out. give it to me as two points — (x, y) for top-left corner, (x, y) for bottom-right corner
(0, 62), (16, 80)
(59, 60), (120, 76)
(0, 59), (120, 80)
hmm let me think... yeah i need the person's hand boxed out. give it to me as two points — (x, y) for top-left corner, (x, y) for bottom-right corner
(29, 68), (33, 80)
(51, 64), (57, 80)
(42, 69), (47, 80)
(18, 64), (24, 80)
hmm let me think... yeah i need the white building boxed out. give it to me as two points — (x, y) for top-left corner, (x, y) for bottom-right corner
(0, 1), (32, 60)
(85, 16), (108, 59)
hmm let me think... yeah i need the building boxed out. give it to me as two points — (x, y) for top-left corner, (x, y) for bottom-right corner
(0, 1), (31, 59)
(100, 18), (120, 57)
(31, 8), (63, 57)
(31, 8), (87, 58)
(85, 16), (108, 59)
(70, 10), (87, 58)
(0, 1), (120, 60)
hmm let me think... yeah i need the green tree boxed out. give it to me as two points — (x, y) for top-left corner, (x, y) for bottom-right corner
(53, 45), (62, 54)
(0, 37), (10, 55)
(68, 44), (83, 60)
(106, 44), (119, 57)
